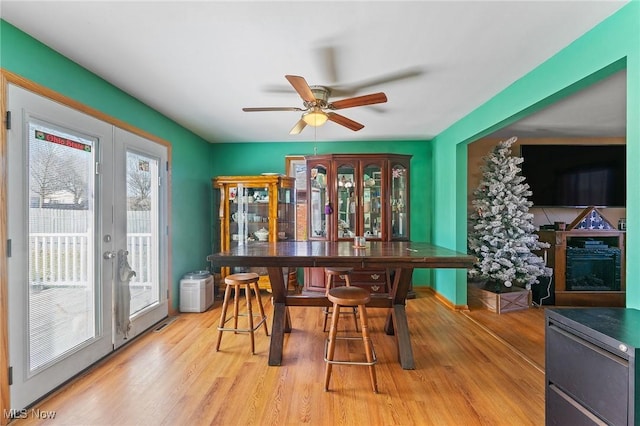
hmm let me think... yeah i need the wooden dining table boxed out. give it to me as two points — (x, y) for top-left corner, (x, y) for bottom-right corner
(207, 241), (475, 369)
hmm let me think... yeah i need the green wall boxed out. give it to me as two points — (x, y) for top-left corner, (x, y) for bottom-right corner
(431, 2), (640, 307)
(1, 20), (214, 311)
(209, 140), (434, 285)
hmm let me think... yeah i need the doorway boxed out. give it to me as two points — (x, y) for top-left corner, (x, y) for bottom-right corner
(6, 84), (169, 410)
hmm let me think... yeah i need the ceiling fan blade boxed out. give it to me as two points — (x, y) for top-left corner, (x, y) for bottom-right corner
(314, 44), (340, 84)
(289, 119), (307, 135)
(285, 75), (316, 103)
(327, 112), (364, 131)
(349, 67), (424, 92)
(329, 92), (387, 110)
(242, 107), (303, 112)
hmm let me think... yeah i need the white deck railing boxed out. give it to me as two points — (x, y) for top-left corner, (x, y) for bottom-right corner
(30, 232), (153, 288)
(127, 233), (154, 287)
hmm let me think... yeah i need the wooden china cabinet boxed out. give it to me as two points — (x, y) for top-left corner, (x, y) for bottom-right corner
(303, 153), (412, 294)
(212, 175), (296, 290)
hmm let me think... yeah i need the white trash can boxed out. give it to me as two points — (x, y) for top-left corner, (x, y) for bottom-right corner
(180, 271), (214, 313)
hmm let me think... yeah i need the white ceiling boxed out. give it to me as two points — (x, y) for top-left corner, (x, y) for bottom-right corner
(1, 1), (628, 143)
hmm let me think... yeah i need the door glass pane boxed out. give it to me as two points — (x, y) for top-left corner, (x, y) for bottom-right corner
(28, 122), (96, 372)
(126, 151), (159, 315)
(391, 164), (408, 238)
(337, 164), (355, 238)
(310, 165), (328, 238)
(363, 163), (382, 239)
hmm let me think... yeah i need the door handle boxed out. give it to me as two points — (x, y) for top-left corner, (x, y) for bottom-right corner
(103, 251), (117, 260)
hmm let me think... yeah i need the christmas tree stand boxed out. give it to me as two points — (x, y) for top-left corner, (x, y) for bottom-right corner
(468, 280), (531, 314)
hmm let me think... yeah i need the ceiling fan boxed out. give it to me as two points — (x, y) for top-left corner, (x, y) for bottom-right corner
(242, 75), (387, 135)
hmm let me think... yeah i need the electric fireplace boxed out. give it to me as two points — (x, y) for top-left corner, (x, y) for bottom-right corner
(565, 246), (621, 291)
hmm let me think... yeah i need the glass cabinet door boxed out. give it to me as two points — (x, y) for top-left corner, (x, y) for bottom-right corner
(362, 162), (383, 239)
(391, 162), (409, 239)
(230, 184), (272, 244)
(309, 164), (329, 239)
(228, 184), (263, 278)
(230, 184), (248, 245)
(336, 162), (356, 239)
(277, 185), (295, 241)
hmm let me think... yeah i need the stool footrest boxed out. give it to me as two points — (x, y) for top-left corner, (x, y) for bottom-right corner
(323, 337), (377, 366)
(218, 314), (267, 333)
(322, 307), (358, 315)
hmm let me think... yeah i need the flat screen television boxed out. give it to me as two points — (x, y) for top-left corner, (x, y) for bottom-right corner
(519, 144), (626, 207)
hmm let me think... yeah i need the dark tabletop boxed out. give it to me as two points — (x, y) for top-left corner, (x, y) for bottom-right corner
(207, 241), (475, 269)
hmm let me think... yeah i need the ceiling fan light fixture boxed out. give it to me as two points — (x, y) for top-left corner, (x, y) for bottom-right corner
(302, 108), (328, 127)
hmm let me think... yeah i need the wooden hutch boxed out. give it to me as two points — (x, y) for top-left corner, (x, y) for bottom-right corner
(212, 175), (296, 290)
(537, 207), (625, 306)
(302, 153), (412, 295)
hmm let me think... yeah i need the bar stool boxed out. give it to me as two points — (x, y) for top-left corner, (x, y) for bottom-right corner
(216, 272), (268, 354)
(324, 286), (378, 393)
(322, 267), (358, 332)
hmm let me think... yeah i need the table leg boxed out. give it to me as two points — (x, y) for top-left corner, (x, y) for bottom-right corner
(391, 304), (415, 369)
(267, 267), (286, 303)
(284, 306), (292, 332)
(269, 302), (286, 366)
(385, 268), (415, 370)
(267, 267), (288, 366)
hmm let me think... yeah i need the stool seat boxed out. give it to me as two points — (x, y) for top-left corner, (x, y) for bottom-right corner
(324, 286), (378, 393)
(216, 272), (268, 354)
(324, 267), (354, 274)
(225, 272), (261, 285)
(327, 286), (371, 306)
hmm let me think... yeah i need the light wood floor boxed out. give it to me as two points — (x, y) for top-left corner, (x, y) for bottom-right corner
(13, 288), (546, 425)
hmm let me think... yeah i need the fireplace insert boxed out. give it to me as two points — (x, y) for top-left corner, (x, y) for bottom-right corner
(565, 247), (621, 291)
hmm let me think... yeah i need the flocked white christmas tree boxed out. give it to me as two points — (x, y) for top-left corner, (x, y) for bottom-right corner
(468, 137), (551, 292)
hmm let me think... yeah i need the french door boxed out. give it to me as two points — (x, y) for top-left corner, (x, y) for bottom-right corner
(111, 127), (168, 349)
(7, 84), (168, 410)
